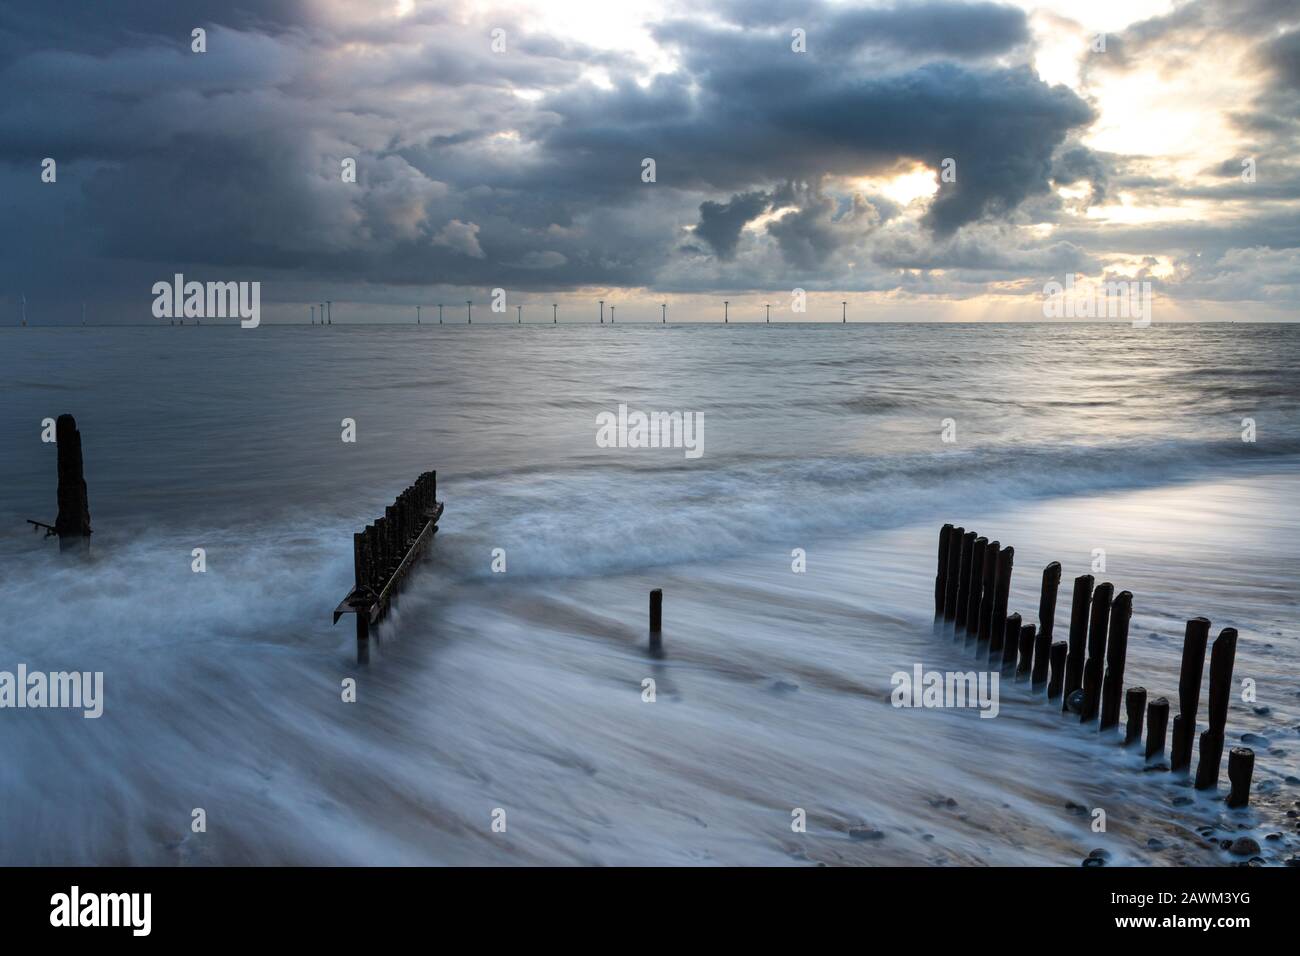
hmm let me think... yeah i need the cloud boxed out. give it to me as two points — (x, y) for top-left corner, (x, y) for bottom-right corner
(433, 219), (486, 258)
(0, 0), (1296, 317)
(693, 192), (770, 260)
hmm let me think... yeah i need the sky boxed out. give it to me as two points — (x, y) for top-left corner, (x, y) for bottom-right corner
(1, 0), (1297, 323)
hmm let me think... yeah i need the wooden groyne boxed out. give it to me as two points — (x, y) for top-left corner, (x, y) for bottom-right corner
(334, 471), (443, 663)
(933, 523), (1253, 806)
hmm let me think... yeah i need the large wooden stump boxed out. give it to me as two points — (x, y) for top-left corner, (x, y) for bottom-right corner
(54, 414), (92, 553)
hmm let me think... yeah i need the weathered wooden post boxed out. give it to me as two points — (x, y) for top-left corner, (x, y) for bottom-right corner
(649, 588), (663, 633)
(54, 414), (93, 553)
(353, 532), (368, 596)
(1170, 617), (1210, 773)
(1032, 562), (1061, 686)
(1047, 641), (1068, 699)
(988, 546), (1014, 661)
(1099, 590), (1133, 731)
(964, 536), (987, 637)
(1079, 582), (1114, 723)
(365, 525), (380, 589)
(935, 524), (953, 618)
(1062, 573), (1094, 711)
(1016, 623), (1036, 679)
(954, 531), (976, 630)
(977, 542), (1000, 643)
(1124, 686), (1147, 746)
(1145, 696), (1170, 763)
(944, 526), (965, 621)
(372, 518), (385, 575)
(1194, 628), (1238, 790)
(999, 613), (1022, 670)
(1226, 747), (1255, 809)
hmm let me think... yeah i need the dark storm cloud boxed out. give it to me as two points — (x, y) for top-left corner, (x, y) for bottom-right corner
(0, 1), (307, 66)
(1, 0), (1297, 318)
(2, 0), (1096, 308)
(1050, 146), (1108, 206)
(1264, 28), (1300, 89)
(707, 0), (1028, 57)
(693, 192), (770, 259)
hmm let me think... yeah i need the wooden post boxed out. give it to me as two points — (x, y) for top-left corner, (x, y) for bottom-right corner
(943, 526), (964, 620)
(1047, 641), (1067, 699)
(649, 589), (663, 632)
(977, 542), (999, 643)
(1079, 582), (1114, 723)
(954, 531), (976, 631)
(1062, 574), (1093, 711)
(1170, 617), (1210, 773)
(999, 613), (1022, 669)
(988, 546), (1014, 660)
(1032, 562), (1061, 685)
(1016, 622), (1035, 679)
(53, 414), (92, 553)
(1194, 628), (1238, 790)
(386, 505), (399, 557)
(1145, 696), (1169, 762)
(353, 532), (367, 595)
(965, 537), (987, 637)
(1124, 686), (1146, 746)
(365, 525), (379, 589)
(934, 524), (953, 618)
(373, 517), (387, 575)
(1099, 590), (1133, 731)
(1226, 747), (1254, 809)
(356, 610), (369, 664)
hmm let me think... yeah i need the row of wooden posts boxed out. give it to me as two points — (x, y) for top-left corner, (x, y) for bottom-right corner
(933, 523), (1254, 808)
(334, 471), (444, 662)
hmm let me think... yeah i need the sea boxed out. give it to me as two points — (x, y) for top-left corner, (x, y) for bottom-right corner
(1, 321), (1298, 865)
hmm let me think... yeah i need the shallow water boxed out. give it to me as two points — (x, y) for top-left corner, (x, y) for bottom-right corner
(1, 322), (1298, 864)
